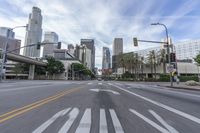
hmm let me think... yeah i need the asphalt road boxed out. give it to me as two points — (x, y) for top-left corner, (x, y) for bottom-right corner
(0, 80), (200, 133)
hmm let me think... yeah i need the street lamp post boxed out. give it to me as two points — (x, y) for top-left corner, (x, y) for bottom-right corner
(151, 23), (173, 87)
(0, 26), (27, 82)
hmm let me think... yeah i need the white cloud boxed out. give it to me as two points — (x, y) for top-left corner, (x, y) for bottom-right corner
(1, 0), (200, 68)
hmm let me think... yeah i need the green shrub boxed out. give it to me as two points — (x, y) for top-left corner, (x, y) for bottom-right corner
(179, 76), (198, 82)
(159, 74), (170, 82)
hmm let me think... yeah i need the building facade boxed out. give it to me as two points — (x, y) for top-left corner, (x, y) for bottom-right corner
(24, 7), (43, 57)
(175, 40), (200, 60)
(74, 44), (92, 70)
(68, 44), (75, 55)
(134, 39), (200, 61)
(0, 35), (21, 54)
(0, 27), (15, 39)
(102, 47), (111, 69)
(80, 39), (95, 71)
(43, 32), (59, 57)
(112, 38), (123, 73)
(113, 38), (123, 55)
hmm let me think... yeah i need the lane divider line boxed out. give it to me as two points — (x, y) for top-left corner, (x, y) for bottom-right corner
(0, 87), (81, 124)
(129, 109), (170, 133)
(148, 110), (179, 133)
(111, 84), (200, 125)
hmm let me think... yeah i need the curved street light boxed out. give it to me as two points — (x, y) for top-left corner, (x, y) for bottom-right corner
(151, 23), (173, 87)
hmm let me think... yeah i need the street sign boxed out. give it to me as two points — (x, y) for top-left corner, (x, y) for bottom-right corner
(167, 65), (174, 73)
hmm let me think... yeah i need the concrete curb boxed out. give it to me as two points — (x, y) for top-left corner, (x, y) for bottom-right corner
(157, 85), (200, 91)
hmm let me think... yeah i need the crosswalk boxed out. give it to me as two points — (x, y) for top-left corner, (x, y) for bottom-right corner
(32, 107), (124, 133)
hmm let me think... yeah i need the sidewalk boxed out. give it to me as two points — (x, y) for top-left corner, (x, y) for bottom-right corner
(145, 82), (200, 91)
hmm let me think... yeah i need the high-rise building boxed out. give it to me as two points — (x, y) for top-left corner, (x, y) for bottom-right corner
(75, 44), (92, 70)
(43, 32), (59, 57)
(0, 27), (21, 54)
(0, 27), (15, 39)
(0, 36), (21, 54)
(113, 38), (123, 55)
(102, 47), (111, 69)
(68, 44), (75, 55)
(24, 7), (42, 57)
(112, 38), (123, 73)
(175, 40), (200, 60)
(80, 39), (95, 71)
(134, 39), (200, 61)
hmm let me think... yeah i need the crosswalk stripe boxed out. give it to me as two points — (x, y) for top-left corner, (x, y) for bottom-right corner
(75, 109), (91, 133)
(99, 109), (108, 133)
(109, 109), (124, 133)
(58, 108), (79, 133)
(32, 108), (71, 133)
(98, 83), (102, 85)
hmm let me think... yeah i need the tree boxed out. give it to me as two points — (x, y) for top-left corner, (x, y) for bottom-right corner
(71, 63), (94, 80)
(35, 65), (46, 79)
(194, 53), (200, 65)
(46, 57), (65, 79)
(147, 50), (159, 79)
(157, 49), (166, 74)
(13, 63), (23, 79)
(13, 63), (29, 79)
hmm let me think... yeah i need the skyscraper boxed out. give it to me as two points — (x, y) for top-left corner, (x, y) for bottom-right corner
(0, 27), (21, 54)
(24, 7), (42, 57)
(102, 47), (111, 69)
(113, 38), (123, 55)
(0, 27), (15, 39)
(80, 39), (95, 71)
(74, 44), (92, 70)
(112, 38), (123, 73)
(43, 32), (59, 57)
(68, 44), (75, 55)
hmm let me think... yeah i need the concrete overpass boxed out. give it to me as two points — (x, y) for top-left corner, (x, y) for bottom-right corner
(7, 53), (47, 79)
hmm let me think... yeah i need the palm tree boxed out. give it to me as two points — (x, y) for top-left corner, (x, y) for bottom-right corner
(147, 50), (158, 79)
(160, 49), (166, 74)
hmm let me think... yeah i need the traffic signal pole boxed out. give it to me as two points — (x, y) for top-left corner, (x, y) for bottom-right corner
(133, 23), (174, 87)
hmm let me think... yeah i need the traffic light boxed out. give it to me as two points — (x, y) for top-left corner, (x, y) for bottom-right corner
(57, 42), (61, 49)
(170, 53), (176, 62)
(133, 38), (138, 46)
(36, 42), (41, 49)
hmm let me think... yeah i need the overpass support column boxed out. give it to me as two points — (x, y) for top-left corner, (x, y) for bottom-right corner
(28, 64), (35, 80)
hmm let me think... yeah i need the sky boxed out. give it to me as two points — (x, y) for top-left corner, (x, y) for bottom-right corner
(1, 0), (200, 68)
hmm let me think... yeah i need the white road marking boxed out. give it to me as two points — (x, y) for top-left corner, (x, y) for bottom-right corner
(128, 83), (200, 98)
(100, 109), (108, 133)
(88, 82), (93, 85)
(58, 108), (79, 133)
(75, 109), (91, 133)
(111, 84), (200, 124)
(90, 89), (120, 95)
(115, 83), (122, 85)
(98, 83), (102, 85)
(0, 84), (54, 92)
(129, 109), (170, 133)
(149, 110), (179, 133)
(32, 108), (71, 133)
(127, 87), (131, 89)
(109, 109), (124, 133)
